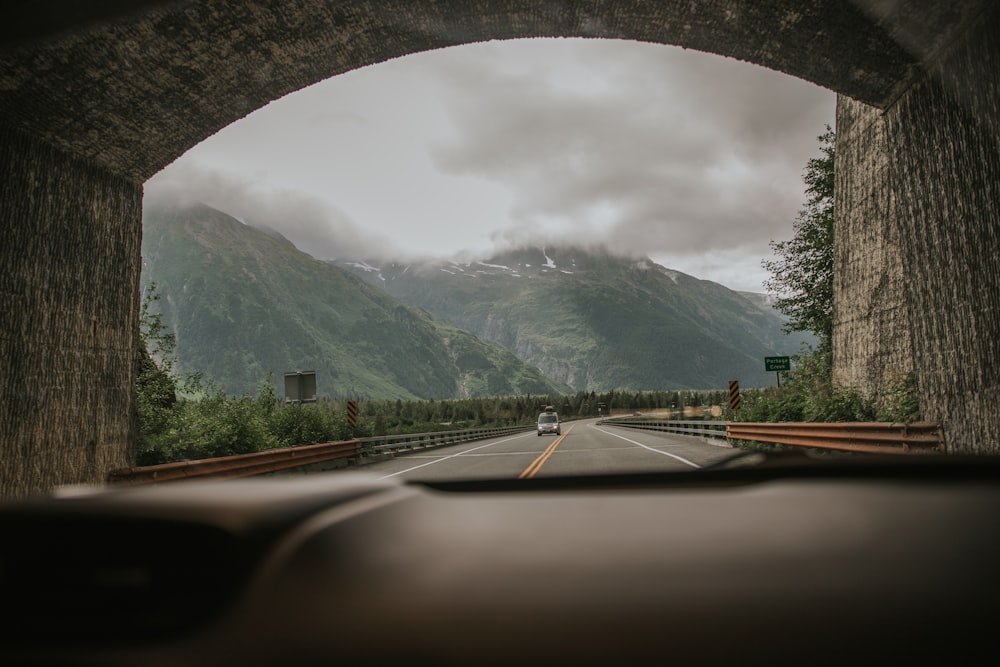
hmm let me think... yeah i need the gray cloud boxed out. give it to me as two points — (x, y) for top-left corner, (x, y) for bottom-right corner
(144, 163), (400, 261)
(427, 39), (834, 269)
(145, 38), (835, 292)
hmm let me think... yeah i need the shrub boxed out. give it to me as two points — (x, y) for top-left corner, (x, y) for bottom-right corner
(136, 389), (278, 465)
(268, 403), (354, 447)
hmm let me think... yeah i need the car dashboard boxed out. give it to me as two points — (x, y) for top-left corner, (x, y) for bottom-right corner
(2, 454), (999, 666)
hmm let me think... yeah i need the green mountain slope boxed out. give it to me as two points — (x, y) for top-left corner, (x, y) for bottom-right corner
(337, 247), (815, 391)
(140, 204), (570, 399)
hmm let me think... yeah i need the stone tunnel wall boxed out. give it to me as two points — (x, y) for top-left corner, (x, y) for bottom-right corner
(832, 96), (915, 408)
(834, 4), (1000, 453)
(888, 2), (1000, 454)
(0, 126), (141, 497)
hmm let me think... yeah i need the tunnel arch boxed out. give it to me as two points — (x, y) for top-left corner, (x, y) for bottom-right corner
(1, 1), (942, 183)
(1, 1), (998, 498)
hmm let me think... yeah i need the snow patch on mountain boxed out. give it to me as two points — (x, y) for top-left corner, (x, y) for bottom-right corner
(477, 261), (512, 271)
(348, 261), (380, 273)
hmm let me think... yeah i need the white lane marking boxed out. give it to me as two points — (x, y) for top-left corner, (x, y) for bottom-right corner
(593, 426), (702, 469)
(377, 433), (535, 479)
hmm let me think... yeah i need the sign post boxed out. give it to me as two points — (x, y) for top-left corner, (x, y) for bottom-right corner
(283, 370), (317, 403)
(764, 356), (791, 387)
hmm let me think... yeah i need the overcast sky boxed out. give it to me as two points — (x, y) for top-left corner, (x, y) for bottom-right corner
(144, 38), (835, 293)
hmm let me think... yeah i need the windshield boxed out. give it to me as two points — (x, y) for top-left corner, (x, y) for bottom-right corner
(133, 35), (845, 484)
(1, 1), (994, 501)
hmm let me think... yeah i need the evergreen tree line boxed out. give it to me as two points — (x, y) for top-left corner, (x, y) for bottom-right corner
(360, 387), (732, 434)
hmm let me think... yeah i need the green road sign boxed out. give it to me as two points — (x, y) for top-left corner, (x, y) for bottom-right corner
(765, 356), (791, 372)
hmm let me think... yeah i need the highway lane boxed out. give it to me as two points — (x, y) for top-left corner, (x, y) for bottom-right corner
(352, 418), (740, 482)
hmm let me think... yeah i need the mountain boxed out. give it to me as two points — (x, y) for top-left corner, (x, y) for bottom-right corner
(140, 204), (571, 399)
(334, 246), (815, 391)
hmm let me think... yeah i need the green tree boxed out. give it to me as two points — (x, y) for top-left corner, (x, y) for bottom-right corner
(137, 283), (178, 442)
(762, 126), (835, 349)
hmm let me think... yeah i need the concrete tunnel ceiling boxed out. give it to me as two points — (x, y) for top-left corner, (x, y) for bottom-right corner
(0, 0), (986, 184)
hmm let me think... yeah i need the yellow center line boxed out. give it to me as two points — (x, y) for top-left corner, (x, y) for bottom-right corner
(518, 424), (574, 479)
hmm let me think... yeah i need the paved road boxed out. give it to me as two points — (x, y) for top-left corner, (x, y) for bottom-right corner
(353, 418), (740, 482)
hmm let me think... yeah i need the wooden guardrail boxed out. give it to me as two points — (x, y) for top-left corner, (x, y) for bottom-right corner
(108, 439), (363, 485)
(726, 421), (945, 455)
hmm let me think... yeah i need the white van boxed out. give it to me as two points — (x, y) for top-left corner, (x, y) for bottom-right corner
(537, 408), (561, 436)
